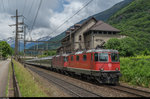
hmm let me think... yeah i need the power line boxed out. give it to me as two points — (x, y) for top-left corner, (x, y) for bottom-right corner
(0, 0), (2, 12)
(15, 0), (17, 10)
(27, 0), (35, 16)
(25, 0), (35, 28)
(48, 0), (94, 37)
(22, 0), (27, 15)
(29, 0), (43, 40)
(27, 0), (94, 50)
(32, 0), (94, 48)
(6, 0), (9, 13)
(15, 0), (17, 12)
(34, 0), (94, 49)
(2, 0), (6, 13)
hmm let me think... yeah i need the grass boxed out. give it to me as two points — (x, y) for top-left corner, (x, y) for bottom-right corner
(120, 55), (150, 88)
(12, 59), (48, 97)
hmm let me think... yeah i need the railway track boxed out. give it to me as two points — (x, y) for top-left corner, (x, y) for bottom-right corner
(26, 64), (150, 97)
(28, 66), (102, 97)
(107, 85), (150, 97)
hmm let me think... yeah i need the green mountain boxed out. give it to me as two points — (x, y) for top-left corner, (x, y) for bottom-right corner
(28, 0), (133, 51)
(108, 0), (150, 52)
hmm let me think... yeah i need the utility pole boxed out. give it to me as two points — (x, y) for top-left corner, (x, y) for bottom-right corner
(0, 44), (2, 60)
(24, 25), (27, 59)
(9, 9), (24, 61)
(15, 9), (19, 60)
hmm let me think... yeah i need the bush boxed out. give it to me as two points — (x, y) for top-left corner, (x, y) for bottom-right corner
(105, 37), (137, 57)
(142, 48), (150, 56)
(120, 56), (150, 88)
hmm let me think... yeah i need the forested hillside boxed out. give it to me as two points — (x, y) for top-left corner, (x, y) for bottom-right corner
(108, 0), (150, 53)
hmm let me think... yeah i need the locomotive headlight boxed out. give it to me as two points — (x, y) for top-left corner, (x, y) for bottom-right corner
(116, 68), (119, 71)
(100, 68), (104, 71)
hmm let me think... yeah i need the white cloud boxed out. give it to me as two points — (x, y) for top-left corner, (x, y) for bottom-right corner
(0, 13), (15, 40)
(46, 0), (124, 37)
(0, 0), (123, 40)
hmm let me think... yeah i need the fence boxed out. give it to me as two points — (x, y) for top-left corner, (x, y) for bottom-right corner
(11, 58), (22, 97)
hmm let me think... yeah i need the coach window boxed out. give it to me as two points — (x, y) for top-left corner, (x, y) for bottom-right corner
(94, 53), (98, 61)
(83, 55), (87, 61)
(76, 56), (79, 61)
(71, 56), (74, 61)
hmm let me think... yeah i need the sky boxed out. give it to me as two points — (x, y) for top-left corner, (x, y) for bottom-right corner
(0, 0), (123, 40)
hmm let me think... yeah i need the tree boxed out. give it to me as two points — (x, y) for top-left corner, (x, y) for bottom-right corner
(0, 41), (13, 59)
(120, 37), (137, 56)
(44, 50), (56, 56)
(105, 38), (121, 50)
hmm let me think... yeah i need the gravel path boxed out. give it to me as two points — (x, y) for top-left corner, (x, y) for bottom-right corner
(0, 59), (10, 97)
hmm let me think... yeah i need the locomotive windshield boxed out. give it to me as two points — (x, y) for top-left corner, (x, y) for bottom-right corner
(99, 53), (108, 62)
(94, 53), (108, 62)
(111, 53), (119, 62)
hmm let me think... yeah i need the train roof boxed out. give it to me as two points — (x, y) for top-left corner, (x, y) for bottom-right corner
(75, 49), (118, 55)
(40, 56), (53, 60)
(87, 49), (118, 53)
(25, 56), (53, 62)
(62, 54), (70, 56)
(26, 49), (118, 61)
(53, 54), (69, 57)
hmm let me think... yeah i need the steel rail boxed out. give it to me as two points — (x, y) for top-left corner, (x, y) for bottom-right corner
(28, 66), (102, 97)
(107, 85), (150, 97)
(24, 62), (150, 97)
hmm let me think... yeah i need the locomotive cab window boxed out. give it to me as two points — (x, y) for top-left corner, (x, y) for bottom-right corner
(94, 53), (98, 61)
(83, 55), (87, 61)
(99, 53), (108, 62)
(111, 53), (119, 62)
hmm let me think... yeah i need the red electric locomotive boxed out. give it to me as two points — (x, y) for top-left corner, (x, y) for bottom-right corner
(52, 49), (121, 84)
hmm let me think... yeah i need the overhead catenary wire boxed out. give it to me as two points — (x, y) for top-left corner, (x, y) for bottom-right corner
(48, 0), (94, 38)
(2, 0), (6, 13)
(33, 0), (94, 46)
(22, 0), (27, 15)
(27, 0), (35, 19)
(26, 0), (94, 50)
(29, 0), (43, 40)
(25, 0), (36, 29)
(8, 0), (12, 14)
(40, 0), (94, 45)
(32, 0), (94, 50)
